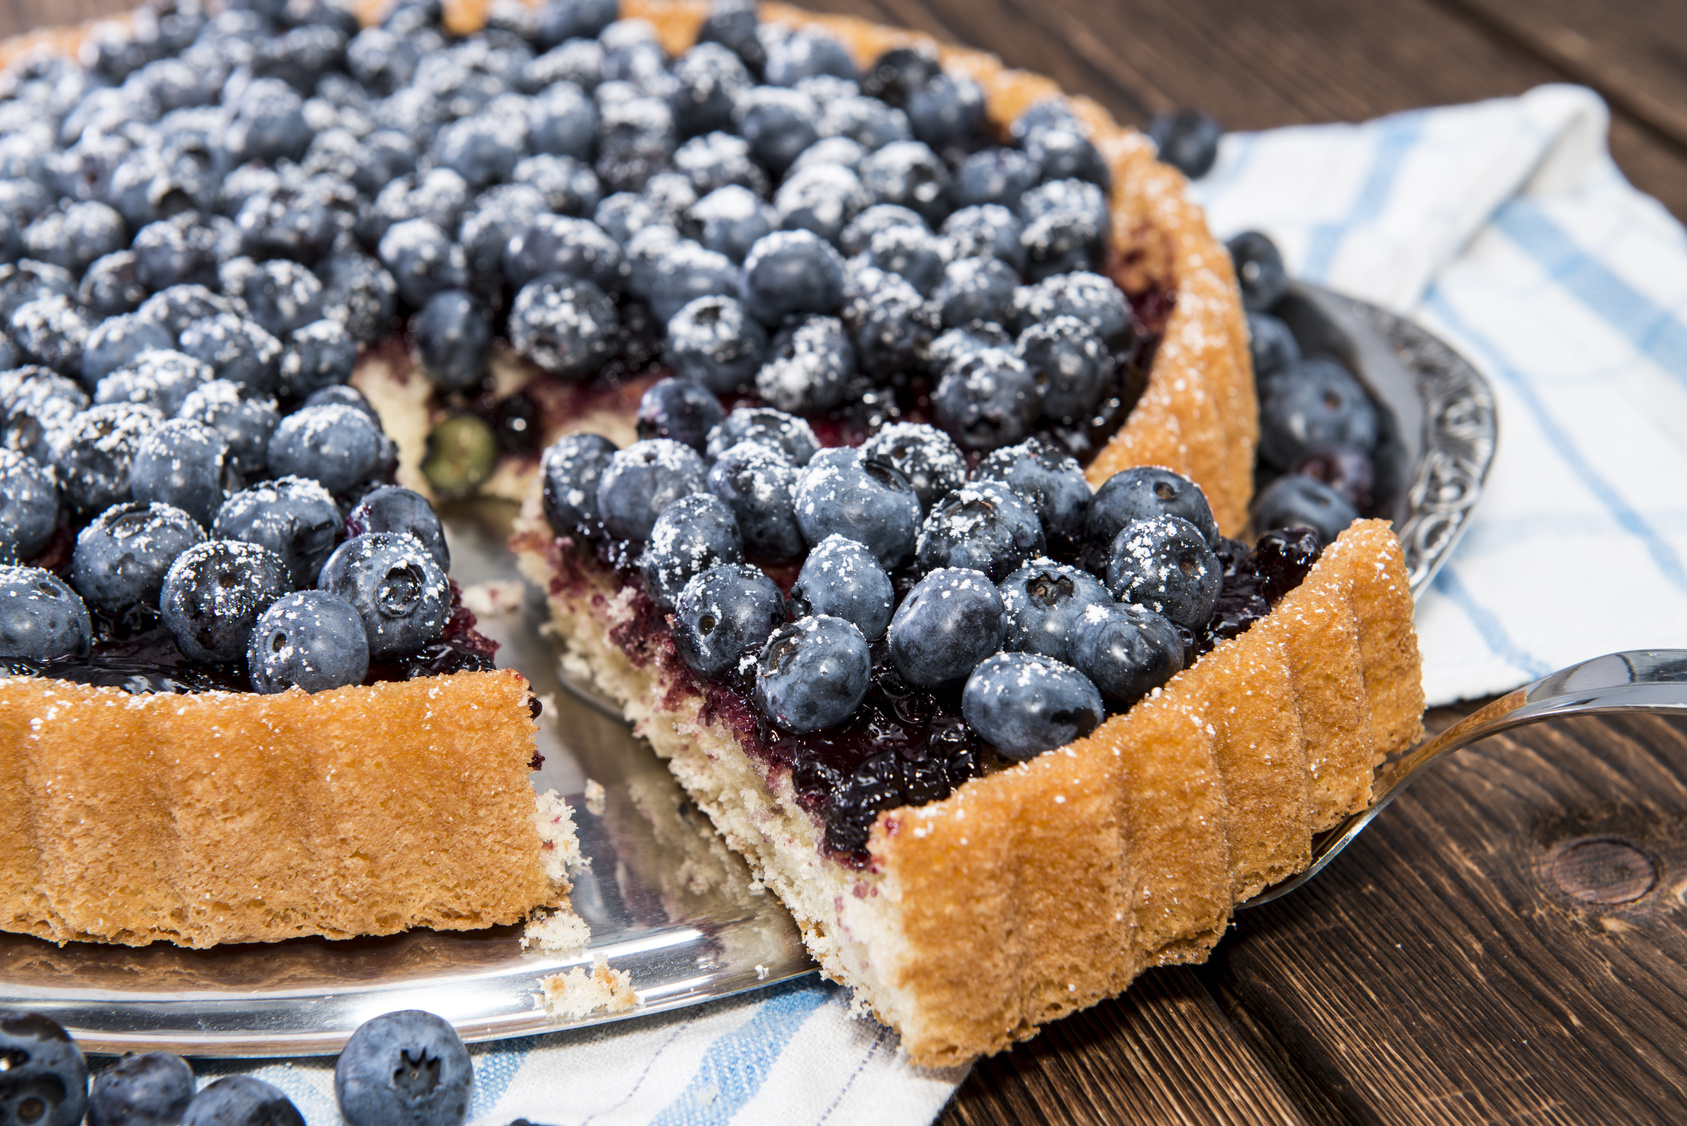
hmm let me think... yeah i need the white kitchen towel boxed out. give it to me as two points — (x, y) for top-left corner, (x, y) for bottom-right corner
(1192, 83), (1687, 705)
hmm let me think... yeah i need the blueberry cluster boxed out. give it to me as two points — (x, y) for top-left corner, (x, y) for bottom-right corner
(0, 1006), (481, 1126)
(543, 403), (1324, 854)
(1230, 230), (1380, 544)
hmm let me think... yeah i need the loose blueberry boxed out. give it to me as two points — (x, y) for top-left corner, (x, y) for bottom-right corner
(0, 449), (57, 562)
(962, 651), (1103, 759)
(1105, 514), (1221, 631)
(975, 437), (1091, 545)
(214, 476), (344, 591)
(73, 501), (206, 613)
(161, 539), (290, 663)
(931, 346), (1040, 452)
(642, 492), (744, 607)
(998, 560), (1111, 662)
(1086, 466), (1219, 548)
(665, 294), (767, 393)
(755, 315), (855, 413)
(508, 274), (620, 378)
(248, 588), (370, 694)
(0, 568), (92, 659)
(334, 1010), (472, 1126)
(88, 1052), (195, 1126)
(182, 1077), (304, 1126)
(1226, 230), (1288, 312)
(1257, 358), (1379, 469)
(1066, 600), (1184, 706)
(128, 418), (231, 528)
(1251, 475), (1359, 548)
(636, 377), (723, 451)
(793, 456), (921, 569)
(857, 422), (965, 511)
(178, 380), (279, 480)
(914, 482), (1047, 581)
(317, 532), (449, 658)
(0, 1011), (89, 1126)
(887, 566), (1005, 688)
(789, 534), (893, 640)
(540, 432), (618, 534)
(278, 319), (358, 400)
(754, 614), (871, 732)
(704, 441), (804, 562)
(267, 403), (385, 495)
(346, 486), (449, 573)
(1149, 108), (1222, 179)
(595, 438), (709, 541)
(672, 562), (786, 677)
(53, 402), (163, 518)
(703, 406), (818, 465)
(738, 229), (845, 324)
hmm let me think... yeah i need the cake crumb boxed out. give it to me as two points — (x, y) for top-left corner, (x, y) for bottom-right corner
(461, 580), (525, 618)
(534, 789), (585, 887)
(538, 954), (638, 1020)
(521, 904), (591, 955)
(584, 778), (607, 816)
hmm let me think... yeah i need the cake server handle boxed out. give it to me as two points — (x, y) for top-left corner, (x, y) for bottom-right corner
(1245, 649), (1687, 907)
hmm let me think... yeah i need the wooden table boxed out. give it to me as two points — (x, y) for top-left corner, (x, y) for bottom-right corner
(7, 0), (1687, 1121)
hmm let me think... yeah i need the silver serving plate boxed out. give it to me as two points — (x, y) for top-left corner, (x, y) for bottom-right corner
(0, 284), (1494, 1056)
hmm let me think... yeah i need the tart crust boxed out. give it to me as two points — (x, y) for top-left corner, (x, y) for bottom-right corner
(516, 515), (1422, 1066)
(0, 668), (566, 947)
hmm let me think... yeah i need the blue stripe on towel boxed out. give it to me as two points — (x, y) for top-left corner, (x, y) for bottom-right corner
(1493, 203), (1687, 383)
(1422, 289), (1687, 598)
(1301, 110), (1428, 281)
(648, 980), (836, 1126)
(1430, 566), (1552, 679)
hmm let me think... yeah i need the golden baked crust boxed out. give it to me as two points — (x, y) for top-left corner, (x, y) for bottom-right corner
(516, 514), (1424, 1066)
(0, 668), (560, 947)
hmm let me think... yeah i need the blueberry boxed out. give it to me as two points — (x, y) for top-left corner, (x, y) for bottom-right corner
(976, 437), (1091, 544)
(1288, 443), (1375, 511)
(318, 532), (449, 658)
(1066, 600), (1184, 705)
(1257, 358), (1379, 469)
(686, 184), (775, 264)
(1251, 474), (1359, 548)
(535, 0), (618, 47)
(128, 214), (223, 293)
(887, 566), (1004, 687)
(428, 112), (526, 190)
(931, 346), (1040, 452)
(95, 349), (214, 417)
(136, 285), (240, 341)
(915, 483), (1046, 581)
(696, 0), (764, 74)
(178, 313), (283, 395)
(524, 37), (603, 93)
(72, 501), (205, 613)
(1106, 514), (1220, 630)
(378, 219), (469, 309)
(0, 261), (77, 323)
(235, 179), (356, 263)
(996, 559), (1110, 663)
(734, 86), (820, 176)
(623, 223), (682, 299)
(669, 42), (751, 138)
(267, 403), (385, 495)
(1020, 178), (1108, 230)
(521, 81), (595, 162)
(1024, 125), (1109, 188)
(1087, 466), (1218, 549)
(660, 294), (763, 393)
(817, 97), (910, 151)
(858, 422), (965, 511)
(595, 438), (708, 541)
(1149, 108), (1222, 179)
(926, 322), (1011, 378)
(1011, 270), (1132, 348)
(22, 201), (125, 276)
(753, 614), (871, 731)
(333, 1010), (473, 1126)
(906, 73), (985, 152)
(962, 651), (1103, 759)
(347, 486), (449, 573)
(161, 539), (289, 663)
(181, 1077), (305, 1126)
(178, 380), (279, 479)
(0, 449), (56, 561)
(794, 456), (921, 569)
(838, 203), (925, 257)
(648, 240), (739, 324)
(1017, 315), (1114, 424)
(457, 185), (548, 280)
(0, 568), (92, 660)
(593, 91), (676, 194)
(755, 315), (855, 413)
(88, 1052), (196, 1126)
(226, 76), (311, 162)
(81, 315), (178, 391)
(675, 133), (769, 198)
(54, 403), (163, 518)
(363, 170), (471, 246)
(772, 162), (867, 248)
(512, 153), (603, 217)
(508, 275), (620, 377)
(10, 294), (89, 377)
(637, 376), (723, 451)
(1247, 311), (1300, 385)
(78, 251), (148, 320)
(2, 368), (88, 464)
(738, 229), (844, 324)
(215, 476), (345, 589)
(410, 291), (491, 394)
(0, 1011), (89, 1126)
(1019, 207), (1104, 281)
(1226, 230), (1287, 312)
(642, 492), (744, 607)
(934, 255), (1017, 331)
(319, 253), (401, 344)
(673, 562), (786, 677)
(538, 432), (616, 534)
(701, 441), (800, 561)
(763, 29), (858, 86)
(861, 224), (948, 296)
(859, 140), (950, 226)
(129, 418), (231, 527)
(860, 46), (940, 108)
(841, 272), (938, 378)
(704, 406), (818, 465)
(789, 534), (892, 640)
(247, 588), (370, 693)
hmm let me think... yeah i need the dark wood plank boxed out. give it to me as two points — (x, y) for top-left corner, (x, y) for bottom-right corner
(1201, 712), (1687, 1123)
